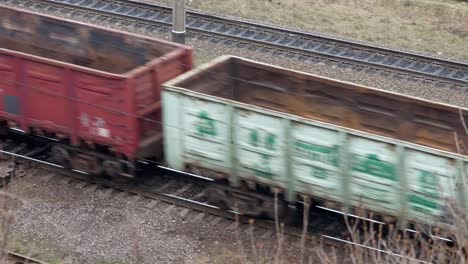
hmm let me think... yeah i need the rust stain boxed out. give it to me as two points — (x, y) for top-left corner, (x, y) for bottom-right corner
(184, 58), (468, 156)
(0, 8), (167, 74)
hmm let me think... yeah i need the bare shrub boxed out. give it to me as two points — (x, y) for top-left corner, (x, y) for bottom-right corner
(0, 157), (19, 262)
(341, 203), (466, 264)
(232, 194), (466, 264)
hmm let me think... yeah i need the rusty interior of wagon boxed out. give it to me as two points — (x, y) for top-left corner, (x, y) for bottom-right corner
(174, 56), (468, 155)
(0, 8), (177, 73)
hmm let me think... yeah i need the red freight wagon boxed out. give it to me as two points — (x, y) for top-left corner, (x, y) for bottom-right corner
(0, 6), (193, 176)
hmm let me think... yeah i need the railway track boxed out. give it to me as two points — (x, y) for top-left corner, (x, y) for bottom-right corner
(3, 0), (468, 89)
(0, 131), (441, 263)
(5, 250), (49, 264)
(0, 140), (348, 248)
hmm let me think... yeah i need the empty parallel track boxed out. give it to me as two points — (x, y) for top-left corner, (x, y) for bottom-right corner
(5, 250), (49, 264)
(3, 0), (468, 89)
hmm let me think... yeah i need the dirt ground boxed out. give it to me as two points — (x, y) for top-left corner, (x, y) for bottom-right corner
(149, 0), (468, 61)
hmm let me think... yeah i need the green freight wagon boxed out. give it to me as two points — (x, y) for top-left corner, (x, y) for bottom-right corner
(162, 55), (467, 229)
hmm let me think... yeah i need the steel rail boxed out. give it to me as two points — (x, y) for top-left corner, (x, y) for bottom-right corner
(4, 250), (50, 264)
(4, 0), (468, 88)
(0, 132), (442, 262)
(20, 164), (438, 263)
(31, 161), (348, 248)
(0, 135), (346, 249)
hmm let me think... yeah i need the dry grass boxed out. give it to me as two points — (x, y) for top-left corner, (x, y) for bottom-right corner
(226, 176), (467, 264)
(0, 158), (66, 264)
(154, 0), (468, 61)
(227, 200), (467, 264)
(342, 205), (467, 264)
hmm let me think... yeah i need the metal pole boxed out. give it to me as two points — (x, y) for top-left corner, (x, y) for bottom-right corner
(172, 0), (186, 44)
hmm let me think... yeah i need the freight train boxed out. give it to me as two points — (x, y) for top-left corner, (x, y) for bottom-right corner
(0, 6), (466, 231)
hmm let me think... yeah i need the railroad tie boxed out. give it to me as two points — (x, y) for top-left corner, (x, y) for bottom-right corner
(172, 184), (192, 196)
(164, 204), (176, 213)
(179, 208), (190, 218)
(156, 180), (176, 192)
(191, 212), (206, 223)
(128, 195), (141, 204)
(59, 177), (72, 185)
(115, 191), (127, 199)
(74, 181), (87, 189)
(190, 191), (205, 201)
(86, 184), (99, 192)
(145, 200), (159, 209)
(40, 172), (55, 182)
(209, 217), (223, 227)
(101, 188), (114, 198)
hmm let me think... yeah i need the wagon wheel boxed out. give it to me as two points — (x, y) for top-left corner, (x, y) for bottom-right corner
(0, 125), (8, 138)
(206, 187), (230, 210)
(87, 158), (103, 175)
(262, 199), (290, 222)
(103, 160), (122, 178)
(51, 146), (71, 168)
(231, 195), (263, 218)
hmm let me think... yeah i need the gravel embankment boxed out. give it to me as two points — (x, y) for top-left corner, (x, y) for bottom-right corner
(8, 173), (206, 263)
(2, 1), (466, 108)
(142, 0), (468, 63)
(5, 171), (310, 263)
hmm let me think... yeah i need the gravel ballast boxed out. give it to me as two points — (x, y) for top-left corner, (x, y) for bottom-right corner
(5, 170), (312, 263)
(2, 1), (466, 108)
(8, 173), (207, 263)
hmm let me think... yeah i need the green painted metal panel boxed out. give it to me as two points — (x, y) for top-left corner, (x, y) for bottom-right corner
(162, 91), (183, 170)
(234, 109), (287, 183)
(291, 122), (343, 202)
(181, 96), (231, 173)
(396, 146), (408, 228)
(463, 163), (468, 209)
(348, 136), (400, 215)
(339, 132), (351, 213)
(228, 105), (239, 187)
(406, 150), (457, 224)
(285, 119), (295, 201)
(162, 87), (467, 227)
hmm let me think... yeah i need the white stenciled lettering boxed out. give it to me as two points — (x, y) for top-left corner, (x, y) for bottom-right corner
(98, 128), (110, 138)
(80, 113), (90, 127)
(80, 113), (110, 138)
(93, 117), (106, 128)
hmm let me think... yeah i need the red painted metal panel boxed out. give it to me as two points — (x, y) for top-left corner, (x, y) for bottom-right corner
(24, 60), (71, 133)
(74, 72), (128, 145)
(0, 53), (19, 122)
(126, 77), (139, 157)
(0, 6), (194, 160)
